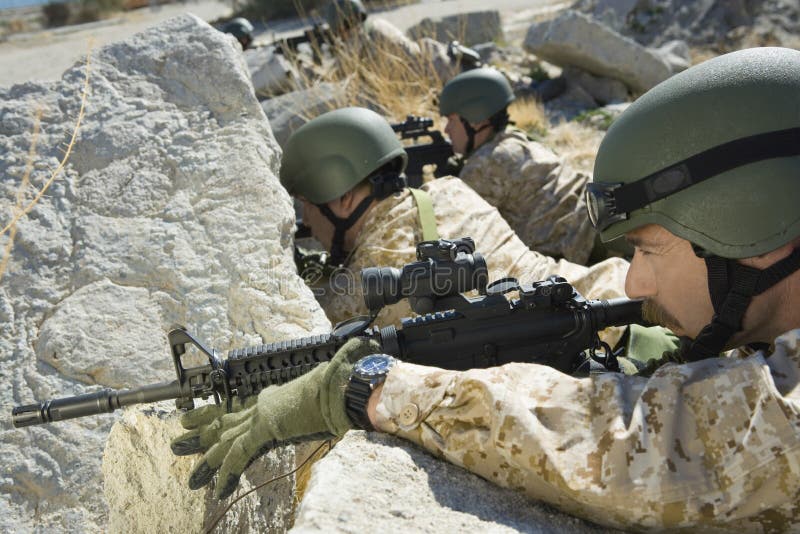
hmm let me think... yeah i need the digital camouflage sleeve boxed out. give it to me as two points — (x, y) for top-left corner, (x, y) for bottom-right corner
(374, 328), (800, 532)
(459, 128), (597, 265)
(317, 176), (629, 331)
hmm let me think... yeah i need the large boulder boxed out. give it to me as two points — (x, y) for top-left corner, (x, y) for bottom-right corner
(524, 10), (672, 94)
(0, 13), (329, 533)
(407, 10), (504, 47)
(562, 66), (629, 105)
(292, 432), (621, 533)
(260, 82), (347, 147)
(245, 46), (301, 98)
(576, 0), (800, 49)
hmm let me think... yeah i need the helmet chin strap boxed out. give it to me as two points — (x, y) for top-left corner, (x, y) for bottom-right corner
(315, 172), (408, 266)
(460, 117), (492, 157)
(685, 247), (800, 361)
(317, 197), (374, 266)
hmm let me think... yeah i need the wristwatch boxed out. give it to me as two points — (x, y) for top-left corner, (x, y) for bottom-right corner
(345, 353), (398, 431)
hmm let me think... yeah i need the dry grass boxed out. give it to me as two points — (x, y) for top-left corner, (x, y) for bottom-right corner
(292, 439), (334, 511)
(287, 18), (457, 125)
(0, 48), (91, 283)
(543, 120), (605, 173)
(508, 97), (548, 137)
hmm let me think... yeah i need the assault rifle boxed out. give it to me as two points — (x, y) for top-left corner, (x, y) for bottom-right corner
(391, 115), (456, 188)
(11, 237), (642, 428)
(271, 23), (334, 63)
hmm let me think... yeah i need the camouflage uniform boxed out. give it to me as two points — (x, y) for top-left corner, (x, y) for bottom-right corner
(374, 329), (800, 531)
(459, 128), (597, 265)
(317, 176), (628, 329)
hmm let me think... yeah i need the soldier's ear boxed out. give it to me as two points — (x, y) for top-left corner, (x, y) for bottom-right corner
(333, 189), (358, 216)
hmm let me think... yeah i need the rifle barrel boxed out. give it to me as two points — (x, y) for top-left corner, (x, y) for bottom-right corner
(12, 380), (181, 428)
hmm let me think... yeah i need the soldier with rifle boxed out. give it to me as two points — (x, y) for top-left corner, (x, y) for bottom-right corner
(168, 47), (800, 530)
(279, 106), (650, 337)
(440, 67), (604, 265)
(12, 238), (647, 429)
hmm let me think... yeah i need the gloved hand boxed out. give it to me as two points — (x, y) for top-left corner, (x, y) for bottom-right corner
(171, 337), (381, 499)
(624, 324), (680, 363)
(615, 324), (681, 375)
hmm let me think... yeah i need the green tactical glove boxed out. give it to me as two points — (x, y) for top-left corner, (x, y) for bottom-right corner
(614, 324), (681, 376)
(170, 337), (381, 499)
(624, 324), (681, 363)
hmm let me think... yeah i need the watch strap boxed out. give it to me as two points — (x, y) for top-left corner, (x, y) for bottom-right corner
(345, 378), (376, 431)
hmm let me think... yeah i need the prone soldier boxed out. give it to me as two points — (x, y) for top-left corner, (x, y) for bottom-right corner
(440, 67), (601, 264)
(278, 106), (632, 330)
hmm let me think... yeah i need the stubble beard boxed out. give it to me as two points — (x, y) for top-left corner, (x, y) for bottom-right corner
(642, 299), (683, 334)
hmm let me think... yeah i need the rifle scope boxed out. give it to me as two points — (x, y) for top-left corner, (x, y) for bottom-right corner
(361, 238), (488, 315)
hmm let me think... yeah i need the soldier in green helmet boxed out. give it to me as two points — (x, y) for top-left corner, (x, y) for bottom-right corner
(221, 17), (255, 51)
(440, 67), (601, 264)
(279, 106), (640, 332)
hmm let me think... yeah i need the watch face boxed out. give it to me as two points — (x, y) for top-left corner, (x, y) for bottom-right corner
(355, 354), (395, 376)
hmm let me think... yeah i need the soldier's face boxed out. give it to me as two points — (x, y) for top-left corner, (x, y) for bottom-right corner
(444, 113), (469, 154)
(301, 199), (336, 250)
(624, 224), (714, 339)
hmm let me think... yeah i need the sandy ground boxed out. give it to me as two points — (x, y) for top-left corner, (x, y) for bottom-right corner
(0, 0), (568, 89)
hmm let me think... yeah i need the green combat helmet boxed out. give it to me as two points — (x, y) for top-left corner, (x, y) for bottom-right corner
(324, 0), (367, 35)
(281, 107), (407, 204)
(281, 107), (408, 264)
(586, 47), (800, 360)
(440, 67), (515, 124)
(222, 17), (254, 50)
(439, 67), (515, 154)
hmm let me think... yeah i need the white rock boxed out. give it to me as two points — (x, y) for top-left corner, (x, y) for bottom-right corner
(292, 432), (621, 533)
(260, 82), (348, 147)
(562, 66), (629, 105)
(0, 13), (329, 533)
(524, 10), (672, 93)
(246, 47), (300, 98)
(407, 10), (504, 46)
(653, 39), (691, 73)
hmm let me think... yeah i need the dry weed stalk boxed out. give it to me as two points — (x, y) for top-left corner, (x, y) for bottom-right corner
(0, 110), (42, 283)
(0, 48), (92, 282)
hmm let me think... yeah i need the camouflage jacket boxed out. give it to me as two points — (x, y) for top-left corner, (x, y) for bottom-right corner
(374, 329), (800, 532)
(317, 176), (629, 330)
(459, 128), (597, 265)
